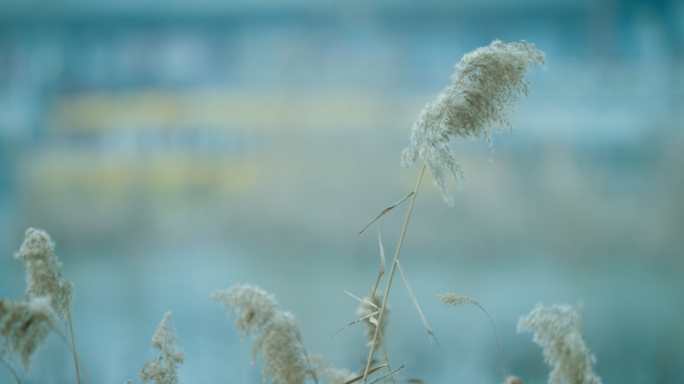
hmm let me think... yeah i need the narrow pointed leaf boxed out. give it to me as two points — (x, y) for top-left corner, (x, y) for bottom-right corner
(371, 230), (387, 298)
(344, 290), (380, 310)
(396, 260), (441, 352)
(343, 364), (387, 384)
(358, 192), (414, 234)
(368, 365), (405, 384)
(331, 311), (380, 339)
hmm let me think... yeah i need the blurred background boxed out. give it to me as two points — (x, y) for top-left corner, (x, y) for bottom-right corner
(1, 0), (683, 383)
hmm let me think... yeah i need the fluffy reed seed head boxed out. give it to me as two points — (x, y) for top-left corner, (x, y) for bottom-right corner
(211, 284), (278, 339)
(517, 304), (602, 384)
(140, 311), (185, 384)
(355, 290), (386, 348)
(0, 296), (55, 373)
(211, 284), (310, 384)
(402, 40), (545, 204)
(437, 293), (478, 307)
(255, 312), (309, 384)
(307, 355), (354, 384)
(14, 228), (73, 322)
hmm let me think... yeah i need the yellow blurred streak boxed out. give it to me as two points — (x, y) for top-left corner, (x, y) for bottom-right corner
(48, 89), (412, 134)
(22, 148), (259, 202)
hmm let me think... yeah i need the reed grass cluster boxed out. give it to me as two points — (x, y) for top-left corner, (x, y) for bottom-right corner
(0, 40), (604, 384)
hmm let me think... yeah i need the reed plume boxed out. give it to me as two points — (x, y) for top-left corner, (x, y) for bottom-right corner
(307, 355), (354, 384)
(211, 284), (310, 384)
(14, 228), (73, 322)
(140, 311), (185, 384)
(0, 296), (55, 373)
(518, 304), (602, 384)
(4, 228), (82, 382)
(401, 40), (545, 204)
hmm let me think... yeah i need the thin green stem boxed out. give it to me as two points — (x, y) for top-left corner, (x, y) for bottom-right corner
(361, 164), (425, 384)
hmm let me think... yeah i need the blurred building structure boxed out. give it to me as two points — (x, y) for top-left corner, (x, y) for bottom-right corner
(1, 1), (682, 240)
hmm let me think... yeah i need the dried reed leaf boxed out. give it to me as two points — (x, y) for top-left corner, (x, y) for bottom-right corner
(343, 364), (387, 384)
(344, 291), (380, 311)
(577, 300), (585, 333)
(331, 311), (380, 339)
(396, 260), (441, 351)
(358, 192), (414, 234)
(370, 230), (386, 298)
(368, 365), (404, 384)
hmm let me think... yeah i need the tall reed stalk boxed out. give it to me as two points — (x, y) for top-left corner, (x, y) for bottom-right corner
(361, 165), (425, 383)
(361, 40), (545, 383)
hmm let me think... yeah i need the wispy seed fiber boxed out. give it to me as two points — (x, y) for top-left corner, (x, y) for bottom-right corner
(402, 40), (545, 204)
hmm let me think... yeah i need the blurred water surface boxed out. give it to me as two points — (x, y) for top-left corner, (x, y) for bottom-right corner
(1, 1), (683, 383)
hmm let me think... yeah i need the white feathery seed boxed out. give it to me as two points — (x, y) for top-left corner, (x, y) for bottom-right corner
(402, 40), (545, 204)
